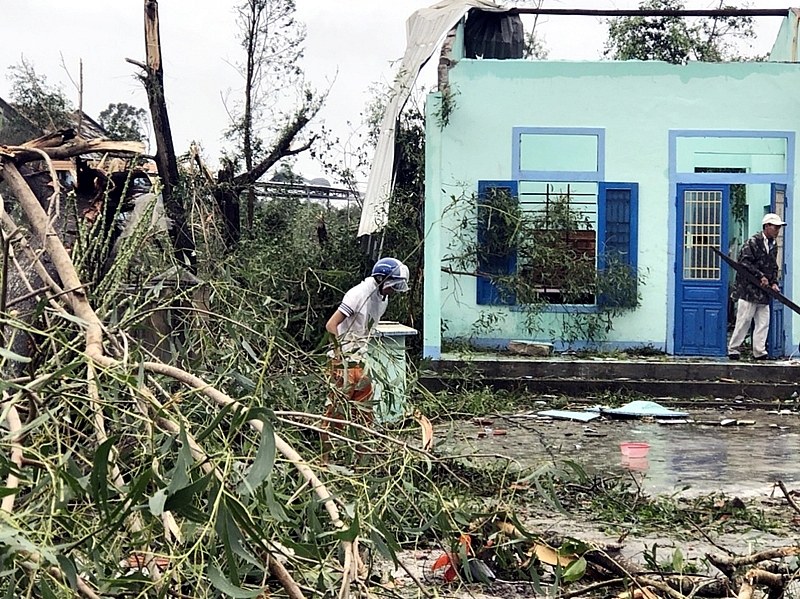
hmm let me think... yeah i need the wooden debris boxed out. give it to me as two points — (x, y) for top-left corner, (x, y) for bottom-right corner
(530, 542), (577, 567)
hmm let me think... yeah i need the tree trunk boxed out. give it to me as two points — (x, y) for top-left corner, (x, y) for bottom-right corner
(0, 165), (70, 378)
(213, 161), (241, 248)
(243, 0), (258, 229)
(141, 0), (196, 270)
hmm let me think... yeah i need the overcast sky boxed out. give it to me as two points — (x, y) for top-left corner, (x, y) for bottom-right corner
(0, 1), (787, 182)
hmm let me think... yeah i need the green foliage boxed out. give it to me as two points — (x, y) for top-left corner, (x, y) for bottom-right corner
(446, 189), (644, 345)
(227, 192), (370, 349)
(270, 161), (305, 184)
(478, 187), (522, 259)
(642, 544), (698, 574)
(7, 58), (74, 133)
(605, 0), (756, 64)
(98, 102), (148, 142)
(434, 86), (459, 129)
(552, 469), (778, 537)
(415, 386), (523, 418)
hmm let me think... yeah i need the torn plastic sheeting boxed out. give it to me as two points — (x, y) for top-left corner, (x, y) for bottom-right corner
(587, 400), (689, 419)
(358, 0), (509, 238)
(538, 410), (600, 422)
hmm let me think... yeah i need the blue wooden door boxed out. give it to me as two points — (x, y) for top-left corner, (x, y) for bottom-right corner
(675, 184), (730, 356)
(768, 183), (787, 356)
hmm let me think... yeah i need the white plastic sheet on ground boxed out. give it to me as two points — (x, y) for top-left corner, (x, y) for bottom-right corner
(357, 0), (507, 239)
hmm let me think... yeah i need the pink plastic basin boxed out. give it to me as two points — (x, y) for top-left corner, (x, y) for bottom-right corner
(620, 442), (650, 458)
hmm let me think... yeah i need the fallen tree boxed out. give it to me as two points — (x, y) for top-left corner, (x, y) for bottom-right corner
(0, 135), (372, 596)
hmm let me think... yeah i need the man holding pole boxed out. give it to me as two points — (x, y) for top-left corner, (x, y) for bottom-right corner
(727, 213), (786, 361)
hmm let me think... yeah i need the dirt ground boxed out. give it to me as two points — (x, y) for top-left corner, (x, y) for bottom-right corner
(385, 403), (800, 597)
(438, 404), (800, 498)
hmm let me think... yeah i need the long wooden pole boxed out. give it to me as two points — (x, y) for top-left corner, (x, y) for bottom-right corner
(139, 0), (196, 269)
(713, 247), (800, 316)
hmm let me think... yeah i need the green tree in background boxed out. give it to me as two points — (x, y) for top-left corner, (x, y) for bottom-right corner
(605, 0), (757, 64)
(7, 57), (73, 132)
(98, 102), (148, 141)
(223, 0), (321, 233)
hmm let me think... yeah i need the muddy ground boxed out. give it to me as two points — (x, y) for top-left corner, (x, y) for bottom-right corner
(385, 402), (800, 596)
(439, 404), (800, 497)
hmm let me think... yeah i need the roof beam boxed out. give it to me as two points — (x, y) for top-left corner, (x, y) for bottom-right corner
(513, 8), (789, 17)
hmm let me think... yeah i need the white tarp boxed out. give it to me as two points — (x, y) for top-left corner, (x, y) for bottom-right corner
(357, 0), (507, 238)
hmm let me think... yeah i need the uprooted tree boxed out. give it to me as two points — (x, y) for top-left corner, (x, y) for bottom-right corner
(0, 133), (383, 596)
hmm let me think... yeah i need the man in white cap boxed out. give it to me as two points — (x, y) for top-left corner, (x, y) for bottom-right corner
(727, 213), (787, 360)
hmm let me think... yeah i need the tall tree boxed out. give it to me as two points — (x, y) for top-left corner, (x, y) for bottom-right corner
(605, 0), (756, 64)
(7, 58), (74, 132)
(226, 0), (315, 231)
(128, 0), (195, 268)
(98, 102), (148, 142)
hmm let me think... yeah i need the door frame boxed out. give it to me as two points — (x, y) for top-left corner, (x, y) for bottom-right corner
(768, 183), (788, 356)
(666, 130), (795, 355)
(674, 184), (730, 356)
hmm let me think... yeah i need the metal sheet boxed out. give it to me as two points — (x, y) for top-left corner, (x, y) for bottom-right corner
(359, 0), (508, 238)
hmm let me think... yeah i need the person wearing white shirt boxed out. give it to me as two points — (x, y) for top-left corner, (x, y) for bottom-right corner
(323, 257), (410, 437)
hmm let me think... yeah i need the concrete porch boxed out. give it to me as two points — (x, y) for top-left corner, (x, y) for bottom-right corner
(420, 353), (800, 400)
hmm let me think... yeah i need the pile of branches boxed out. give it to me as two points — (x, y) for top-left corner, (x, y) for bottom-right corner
(6, 131), (798, 599)
(0, 133), (454, 598)
(429, 509), (800, 599)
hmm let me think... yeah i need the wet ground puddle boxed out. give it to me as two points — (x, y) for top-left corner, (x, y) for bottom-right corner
(441, 407), (800, 497)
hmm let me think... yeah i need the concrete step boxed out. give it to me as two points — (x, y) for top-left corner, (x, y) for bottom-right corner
(419, 375), (799, 400)
(421, 357), (800, 400)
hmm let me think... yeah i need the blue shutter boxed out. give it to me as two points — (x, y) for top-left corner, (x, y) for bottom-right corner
(597, 182), (638, 307)
(477, 180), (518, 305)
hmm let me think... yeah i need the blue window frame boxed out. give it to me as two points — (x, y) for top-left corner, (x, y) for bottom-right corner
(476, 179), (639, 308)
(512, 127), (605, 182)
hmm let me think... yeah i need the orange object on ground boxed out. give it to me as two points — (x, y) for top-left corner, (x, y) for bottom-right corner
(432, 535), (474, 583)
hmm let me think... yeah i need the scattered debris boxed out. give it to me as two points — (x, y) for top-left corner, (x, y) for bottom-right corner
(508, 340), (553, 356)
(414, 410), (434, 450)
(538, 409), (600, 422)
(477, 428), (507, 438)
(590, 400), (689, 419)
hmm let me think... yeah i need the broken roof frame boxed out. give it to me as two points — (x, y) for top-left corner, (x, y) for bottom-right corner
(358, 0), (792, 240)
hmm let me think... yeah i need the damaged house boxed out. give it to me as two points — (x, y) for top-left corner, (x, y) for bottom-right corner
(365, 2), (800, 358)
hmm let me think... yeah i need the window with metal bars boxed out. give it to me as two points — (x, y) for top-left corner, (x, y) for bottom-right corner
(476, 180), (638, 307)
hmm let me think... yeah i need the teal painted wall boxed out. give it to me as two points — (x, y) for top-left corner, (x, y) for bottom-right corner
(425, 58), (800, 355)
